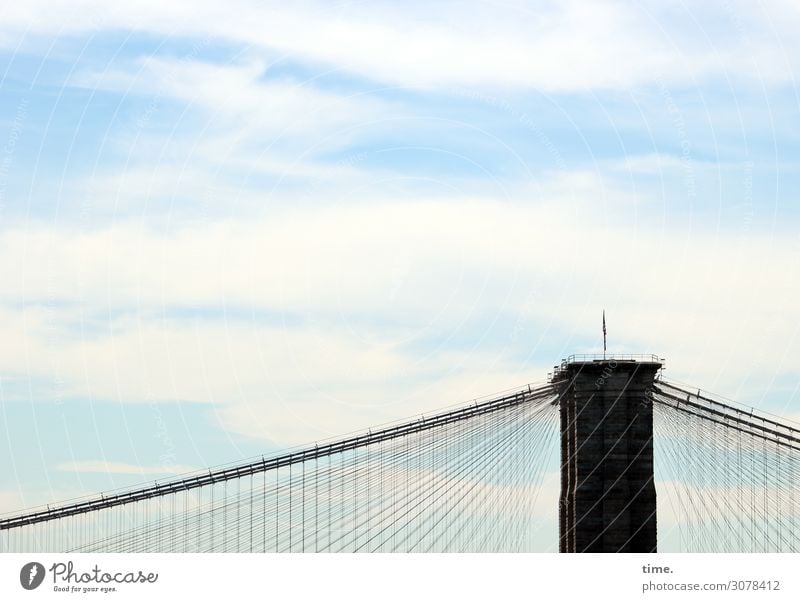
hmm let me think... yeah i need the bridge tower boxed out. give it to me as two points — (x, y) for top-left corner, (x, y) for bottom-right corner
(552, 355), (662, 553)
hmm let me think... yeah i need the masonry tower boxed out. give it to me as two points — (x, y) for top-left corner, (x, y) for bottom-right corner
(552, 355), (663, 553)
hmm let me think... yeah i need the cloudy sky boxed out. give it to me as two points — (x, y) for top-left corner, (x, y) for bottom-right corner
(1, 0), (800, 514)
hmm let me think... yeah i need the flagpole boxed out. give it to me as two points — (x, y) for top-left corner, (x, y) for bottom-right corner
(602, 310), (606, 359)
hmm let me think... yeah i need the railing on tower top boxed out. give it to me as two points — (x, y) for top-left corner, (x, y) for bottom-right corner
(549, 354), (665, 382)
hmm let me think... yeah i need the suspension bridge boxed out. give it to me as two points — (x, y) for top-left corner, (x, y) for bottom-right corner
(1, 354), (798, 553)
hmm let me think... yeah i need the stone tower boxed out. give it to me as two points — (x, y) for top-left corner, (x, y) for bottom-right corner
(553, 355), (662, 553)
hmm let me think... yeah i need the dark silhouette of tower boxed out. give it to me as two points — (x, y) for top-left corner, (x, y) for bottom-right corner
(552, 355), (662, 553)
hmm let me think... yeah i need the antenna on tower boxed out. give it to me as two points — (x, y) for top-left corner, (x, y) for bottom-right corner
(602, 309), (607, 358)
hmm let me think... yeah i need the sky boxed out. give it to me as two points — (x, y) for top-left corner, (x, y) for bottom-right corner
(1, 0), (800, 515)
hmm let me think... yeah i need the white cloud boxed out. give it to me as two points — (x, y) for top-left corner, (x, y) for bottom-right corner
(2, 1), (799, 91)
(73, 57), (390, 144)
(1, 177), (799, 446)
(65, 56), (403, 220)
(0, 300), (553, 444)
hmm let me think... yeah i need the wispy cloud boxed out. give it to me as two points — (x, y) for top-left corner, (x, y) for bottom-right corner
(3, 1), (800, 90)
(2, 177), (799, 445)
(72, 57), (391, 143)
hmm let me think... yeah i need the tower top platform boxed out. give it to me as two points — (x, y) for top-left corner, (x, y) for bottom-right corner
(549, 353), (664, 383)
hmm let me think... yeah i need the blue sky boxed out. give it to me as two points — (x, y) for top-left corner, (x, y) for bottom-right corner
(1, 0), (800, 514)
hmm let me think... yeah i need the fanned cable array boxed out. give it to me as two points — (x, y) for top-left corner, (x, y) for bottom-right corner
(0, 382), (559, 553)
(653, 379), (800, 552)
(3, 372), (798, 553)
